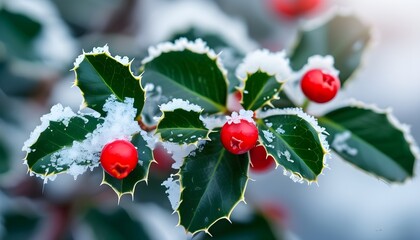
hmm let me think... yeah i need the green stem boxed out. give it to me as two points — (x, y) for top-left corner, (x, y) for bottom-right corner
(302, 99), (311, 112)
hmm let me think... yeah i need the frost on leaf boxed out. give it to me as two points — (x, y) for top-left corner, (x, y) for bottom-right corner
(236, 49), (292, 86)
(23, 95), (141, 182)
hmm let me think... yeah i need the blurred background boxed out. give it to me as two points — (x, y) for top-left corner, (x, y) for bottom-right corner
(0, 0), (419, 239)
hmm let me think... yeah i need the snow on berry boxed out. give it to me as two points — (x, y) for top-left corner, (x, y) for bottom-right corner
(221, 111), (258, 155)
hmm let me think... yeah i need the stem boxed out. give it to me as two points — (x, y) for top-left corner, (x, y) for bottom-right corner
(302, 98), (310, 112)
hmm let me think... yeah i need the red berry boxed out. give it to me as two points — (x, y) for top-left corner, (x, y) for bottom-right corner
(249, 145), (276, 172)
(220, 119), (258, 155)
(300, 69), (341, 103)
(100, 139), (138, 179)
(151, 143), (174, 173)
(269, 0), (321, 17)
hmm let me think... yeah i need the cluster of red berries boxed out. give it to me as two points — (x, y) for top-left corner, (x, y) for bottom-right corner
(100, 68), (340, 179)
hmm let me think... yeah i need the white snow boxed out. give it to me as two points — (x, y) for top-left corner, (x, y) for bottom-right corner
(23, 95), (141, 182)
(282, 169), (304, 184)
(236, 49), (293, 86)
(3, 0), (78, 73)
(276, 125), (286, 134)
(199, 115), (226, 130)
(159, 98), (202, 113)
(161, 141), (205, 170)
(162, 174), (181, 211)
(22, 104), (79, 153)
(262, 130), (275, 143)
(226, 109), (255, 125)
(73, 45), (131, 68)
(137, 0), (257, 53)
(293, 55), (340, 80)
(332, 131), (358, 156)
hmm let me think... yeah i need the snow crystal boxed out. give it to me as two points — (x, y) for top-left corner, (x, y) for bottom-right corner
(199, 115), (226, 130)
(262, 130), (274, 143)
(162, 174), (181, 211)
(276, 125), (285, 134)
(73, 45), (131, 68)
(278, 150), (294, 163)
(159, 98), (202, 113)
(23, 95), (141, 181)
(332, 131), (358, 156)
(161, 141), (201, 170)
(226, 109), (255, 125)
(294, 55), (340, 80)
(283, 169), (304, 184)
(22, 104), (79, 153)
(257, 107), (330, 161)
(114, 55), (130, 65)
(236, 49), (292, 86)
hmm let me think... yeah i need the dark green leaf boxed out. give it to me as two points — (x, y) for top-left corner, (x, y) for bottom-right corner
(74, 51), (144, 117)
(84, 207), (152, 240)
(319, 104), (418, 182)
(289, 14), (371, 85)
(194, 211), (280, 240)
(178, 131), (249, 234)
(2, 211), (40, 240)
(0, 8), (42, 60)
(25, 114), (103, 177)
(102, 132), (154, 197)
(168, 28), (245, 92)
(256, 109), (328, 181)
(156, 108), (210, 145)
(141, 41), (228, 114)
(242, 70), (284, 111)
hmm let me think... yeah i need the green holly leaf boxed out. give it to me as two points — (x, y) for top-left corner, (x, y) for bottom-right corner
(242, 70), (285, 111)
(319, 103), (418, 182)
(84, 207), (152, 240)
(102, 132), (154, 198)
(289, 14), (371, 85)
(256, 108), (329, 182)
(141, 38), (228, 114)
(0, 8), (42, 61)
(73, 46), (144, 117)
(168, 27), (247, 93)
(177, 131), (249, 234)
(23, 107), (103, 179)
(156, 100), (210, 145)
(194, 211), (279, 240)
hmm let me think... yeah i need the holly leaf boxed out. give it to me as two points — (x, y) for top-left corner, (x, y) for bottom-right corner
(102, 132), (154, 198)
(0, 8), (42, 61)
(289, 14), (371, 85)
(84, 207), (152, 240)
(169, 27), (246, 92)
(256, 108), (329, 182)
(156, 106), (210, 145)
(194, 211), (279, 240)
(141, 39), (228, 114)
(177, 131), (249, 234)
(242, 70), (285, 111)
(24, 112), (102, 178)
(73, 47), (144, 117)
(319, 103), (418, 182)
